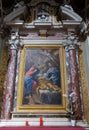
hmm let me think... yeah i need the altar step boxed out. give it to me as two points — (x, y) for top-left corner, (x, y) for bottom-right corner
(0, 118), (88, 128)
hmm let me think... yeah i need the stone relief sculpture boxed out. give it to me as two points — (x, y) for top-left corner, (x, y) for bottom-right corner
(37, 3), (49, 22)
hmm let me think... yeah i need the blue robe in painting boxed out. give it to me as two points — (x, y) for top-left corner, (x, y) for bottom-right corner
(24, 76), (34, 96)
(24, 68), (39, 97)
(46, 67), (60, 87)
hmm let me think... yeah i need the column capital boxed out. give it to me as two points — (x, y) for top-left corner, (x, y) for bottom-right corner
(64, 33), (80, 51)
(9, 32), (23, 50)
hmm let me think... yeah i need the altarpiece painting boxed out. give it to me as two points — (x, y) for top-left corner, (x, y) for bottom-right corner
(16, 44), (67, 113)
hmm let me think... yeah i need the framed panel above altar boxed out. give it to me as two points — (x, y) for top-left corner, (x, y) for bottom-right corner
(16, 44), (67, 113)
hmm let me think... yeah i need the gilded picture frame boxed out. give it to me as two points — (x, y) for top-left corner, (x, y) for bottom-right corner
(16, 44), (67, 113)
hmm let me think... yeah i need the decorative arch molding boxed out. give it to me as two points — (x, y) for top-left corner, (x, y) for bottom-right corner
(60, 6), (82, 21)
(4, 6), (27, 22)
(3, 3), (82, 23)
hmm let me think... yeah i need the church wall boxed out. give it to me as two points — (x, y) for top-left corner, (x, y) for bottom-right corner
(79, 43), (89, 124)
(83, 37), (89, 124)
(0, 45), (8, 117)
(82, 38), (89, 94)
(0, 38), (3, 64)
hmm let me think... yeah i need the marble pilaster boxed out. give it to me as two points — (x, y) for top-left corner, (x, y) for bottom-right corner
(2, 32), (23, 119)
(2, 49), (17, 119)
(65, 37), (82, 119)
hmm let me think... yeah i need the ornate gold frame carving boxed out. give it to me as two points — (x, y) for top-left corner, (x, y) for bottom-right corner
(16, 44), (67, 113)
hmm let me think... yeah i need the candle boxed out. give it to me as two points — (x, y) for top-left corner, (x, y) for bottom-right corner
(25, 120), (29, 126)
(40, 117), (43, 126)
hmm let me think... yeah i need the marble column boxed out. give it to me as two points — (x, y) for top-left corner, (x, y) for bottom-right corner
(65, 37), (82, 119)
(2, 32), (22, 119)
